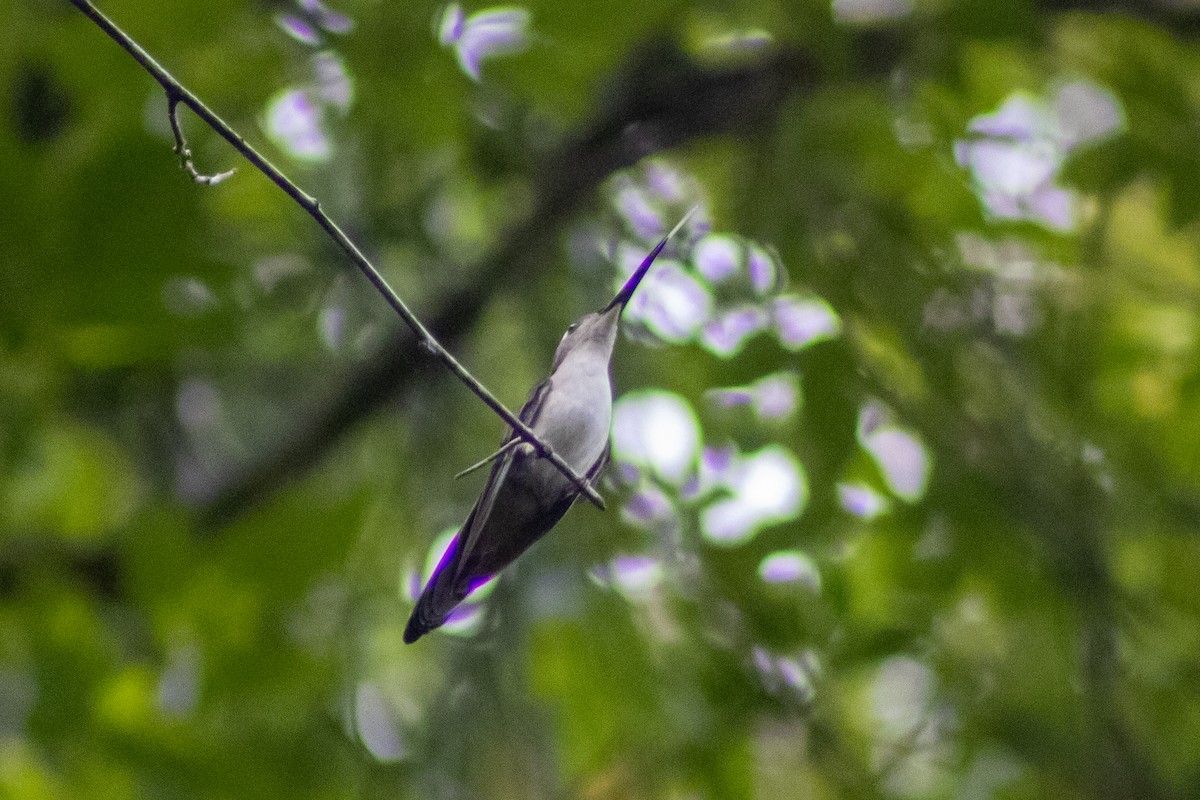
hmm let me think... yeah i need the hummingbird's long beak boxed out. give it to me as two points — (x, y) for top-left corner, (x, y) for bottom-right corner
(602, 205), (700, 313)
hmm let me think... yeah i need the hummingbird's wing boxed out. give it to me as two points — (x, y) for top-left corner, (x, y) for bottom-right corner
(451, 378), (552, 581)
(403, 378), (553, 643)
(587, 440), (611, 487)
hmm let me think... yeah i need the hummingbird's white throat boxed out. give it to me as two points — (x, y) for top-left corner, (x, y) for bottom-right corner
(535, 338), (613, 474)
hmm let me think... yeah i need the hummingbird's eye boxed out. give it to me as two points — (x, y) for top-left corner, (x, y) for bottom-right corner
(566, 322), (579, 334)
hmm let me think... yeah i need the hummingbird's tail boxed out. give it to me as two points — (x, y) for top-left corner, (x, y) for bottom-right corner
(402, 596), (445, 644)
(403, 533), (474, 644)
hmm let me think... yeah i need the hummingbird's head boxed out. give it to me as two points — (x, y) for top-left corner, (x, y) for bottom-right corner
(551, 304), (622, 371)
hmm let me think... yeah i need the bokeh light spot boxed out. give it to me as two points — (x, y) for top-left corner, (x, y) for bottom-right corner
(774, 295), (841, 350)
(612, 391), (701, 485)
(747, 245), (779, 295)
(703, 29), (775, 53)
(758, 550), (821, 593)
(355, 682), (406, 762)
(161, 276), (217, 317)
(440, 6), (531, 81)
(264, 89), (329, 161)
(313, 52), (353, 111)
(708, 371), (799, 421)
(625, 262), (712, 343)
(603, 555), (664, 599)
(277, 14), (321, 45)
(861, 427), (931, 503)
(694, 234), (741, 283)
(837, 481), (890, 519)
(833, 0), (914, 23)
(620, 485), (676, 529)
(954, 82), (1125, 231)
(701, 305), (770, 357)
(701, 446), (807, 545)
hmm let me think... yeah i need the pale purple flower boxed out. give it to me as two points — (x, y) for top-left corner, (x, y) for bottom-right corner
(758, 550), (821, 593)
(702, 499), (762, 545)
(837, 481), (889, 519)
(314, 4), (354, 34)
(955, 83), (1124, 232)
(354, 682), (406, 762)
(280, 1), (355, 43)
(621, 486), (675, 527)
(773, 295), (840, 350)
(1026, 184), (1075, 231)
(614, 183), (664, 240)
(856, 404), (931, 502)
(403, 567), (423, 602)
(1055, 80), (1124, 148)
(277, 14), (321, 45)
(693, 234), (740, 283)
(862, 427), (930, 502)
(437, 3), (466, 44)
(968, 94), (1048, 139)
(441, 603), (485, 635)
(612, 391), (701, 485)
(701, 305), (770, 356)
(955, 136), (1059, 197)
(747, 245), (778, 295)
(699, 445), (736, 488)
(700, 446), (807, 545)
(708, 388), (755, 409)
(265, 89), (329, 161)
(608, 555), (664, 597)
(751, 646), (819, 702)
(645, 161), (688, 202)
(614, 461), (640, 485)
(314, 52), (353, 111)
(757, 374), (799, 419)
(707, 371), (799, 421)
(776, 656), (816, 700)
(624, 262), (712, 343)
(450, 7), (531, 82)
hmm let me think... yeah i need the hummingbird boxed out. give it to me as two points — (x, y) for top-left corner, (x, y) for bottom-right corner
(403, 208), (696, 643)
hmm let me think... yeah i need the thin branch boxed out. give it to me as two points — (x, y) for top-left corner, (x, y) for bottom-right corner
(167, 96), (235, 185)
(455, 439), (524, 480)
(67, 0), (604, 508)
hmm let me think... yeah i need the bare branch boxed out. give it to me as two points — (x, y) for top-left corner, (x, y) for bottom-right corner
(167, 95), (235, 185)
(455, 439), (524, 480)
(66, 0), (604, 508)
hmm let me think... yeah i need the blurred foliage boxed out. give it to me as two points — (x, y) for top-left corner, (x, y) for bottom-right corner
(4, 0), (1200, 798)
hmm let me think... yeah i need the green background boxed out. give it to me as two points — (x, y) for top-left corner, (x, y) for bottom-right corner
(3, 0), (1200, 798)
